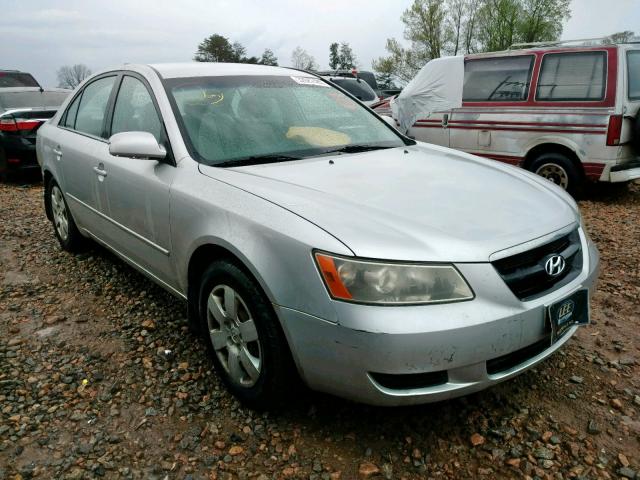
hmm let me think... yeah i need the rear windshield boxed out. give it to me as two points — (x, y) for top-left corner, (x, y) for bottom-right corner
(331, 78), (377, 101)
(628, 50), (640, 101)
(0, 91), (69, 109)
(0, 72), (40, 88)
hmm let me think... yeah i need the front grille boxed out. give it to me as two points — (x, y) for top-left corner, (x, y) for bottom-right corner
(492, 229), (582, 300)
(369, 370), (448, 390)
(486, 336), (551, 375)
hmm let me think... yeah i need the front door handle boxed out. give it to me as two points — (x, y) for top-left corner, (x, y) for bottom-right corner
(442, 113), (449, 127)
(93, 165), (107, 177)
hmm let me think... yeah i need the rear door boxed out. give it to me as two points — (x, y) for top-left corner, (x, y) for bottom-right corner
(96, 73), (176, 286)
(56, 74), (118, 235)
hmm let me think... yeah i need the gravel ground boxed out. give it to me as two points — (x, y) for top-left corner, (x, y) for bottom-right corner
(1, 179), (639, 480)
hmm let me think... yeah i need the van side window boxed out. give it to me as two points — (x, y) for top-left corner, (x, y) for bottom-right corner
(463, 56), (533, 102)
(536, 51), (606, 101)
(628, 51), (640, 101)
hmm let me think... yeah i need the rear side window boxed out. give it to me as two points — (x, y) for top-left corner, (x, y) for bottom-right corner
(536, 51), (606, 101)
(74, 76), (116, 138)
(463, 56), (533, 102)
(628, 50), (640, 101)
(62, 94), (82, 129)
(111, 76), (163, 142)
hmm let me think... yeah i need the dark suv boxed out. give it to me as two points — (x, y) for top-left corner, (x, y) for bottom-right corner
(0, 70), (70, 178)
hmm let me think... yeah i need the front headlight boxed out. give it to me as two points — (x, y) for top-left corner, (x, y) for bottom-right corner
(314, 252), (474, 305)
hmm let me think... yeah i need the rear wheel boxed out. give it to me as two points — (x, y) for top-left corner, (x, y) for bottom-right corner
(529, 152), (583, 197)
(45, 180), (84, 252)
(198, 260), (295, 409)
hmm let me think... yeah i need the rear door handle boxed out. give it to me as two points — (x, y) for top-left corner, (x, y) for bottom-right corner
(53, 146), (62, 158)
(442, 113), (449, 127)
(93, 166), (107, 177)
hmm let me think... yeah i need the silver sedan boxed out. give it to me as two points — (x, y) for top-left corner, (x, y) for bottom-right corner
(36, 63), (599, 407)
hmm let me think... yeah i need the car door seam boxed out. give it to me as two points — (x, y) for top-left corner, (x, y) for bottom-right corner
(66, 192), (170, 256)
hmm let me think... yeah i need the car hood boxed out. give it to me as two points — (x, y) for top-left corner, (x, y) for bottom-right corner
(199, 144), (578, 262)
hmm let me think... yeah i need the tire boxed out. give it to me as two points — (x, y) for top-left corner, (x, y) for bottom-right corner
(633, 112), (640, 153)
(45, 179), (84, 252)
(198, 259), (296, 409)
(529, 152), (583, 197)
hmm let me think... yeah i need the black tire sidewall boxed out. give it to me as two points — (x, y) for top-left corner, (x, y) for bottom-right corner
(529, 152), (583, 197)
(197, 260), (292, 408)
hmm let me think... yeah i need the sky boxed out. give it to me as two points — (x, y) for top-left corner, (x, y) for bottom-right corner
(1, 0), (639, 88)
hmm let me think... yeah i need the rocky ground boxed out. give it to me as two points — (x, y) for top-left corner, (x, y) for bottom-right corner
(0, 178), (639, 480)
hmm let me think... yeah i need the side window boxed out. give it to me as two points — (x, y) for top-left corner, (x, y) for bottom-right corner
(62, 93), (82, 129)
(111, 76), (162, 143)
(536, 51), (606, 101)
(75, 76), (116, 137)
(627, 50), (640, 101)
(463, 56), (533, 102)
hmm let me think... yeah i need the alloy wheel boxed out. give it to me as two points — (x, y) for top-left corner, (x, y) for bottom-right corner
(51, 185), (69, 241)
(206, 284), (262, 387)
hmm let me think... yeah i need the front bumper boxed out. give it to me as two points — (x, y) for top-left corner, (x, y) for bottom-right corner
(277, 229), (600, 406)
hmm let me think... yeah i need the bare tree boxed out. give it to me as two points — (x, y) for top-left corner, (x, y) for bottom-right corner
(56, 64), (92, 89)
(290, 47), (318, 70)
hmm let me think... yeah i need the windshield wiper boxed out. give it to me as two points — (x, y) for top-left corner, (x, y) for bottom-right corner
(216, 154), (302, 168)
(318, 144), (396, 156)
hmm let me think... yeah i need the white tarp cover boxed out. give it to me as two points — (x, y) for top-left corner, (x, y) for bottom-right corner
(391, 55), (464, 133)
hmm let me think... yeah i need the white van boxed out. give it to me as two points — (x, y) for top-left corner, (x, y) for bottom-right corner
(377, 41), (640, 195)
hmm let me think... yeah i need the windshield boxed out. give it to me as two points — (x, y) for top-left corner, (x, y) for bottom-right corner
(0, 72), (40, 88)
(331, 78), (377, 101)
(165, 75), (402, 166)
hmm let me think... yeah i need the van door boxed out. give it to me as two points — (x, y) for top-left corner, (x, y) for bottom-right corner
(449, 55), (535, 158)
(408, 112), (450, 147)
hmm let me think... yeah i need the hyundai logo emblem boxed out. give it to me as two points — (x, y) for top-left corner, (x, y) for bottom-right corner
(545, 255), (566, 277)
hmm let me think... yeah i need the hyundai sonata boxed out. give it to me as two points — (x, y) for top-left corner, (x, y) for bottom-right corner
(36, 63), (599, 407)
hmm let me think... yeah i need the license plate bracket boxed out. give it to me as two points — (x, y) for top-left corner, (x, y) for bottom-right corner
(547, 289), (589, 343)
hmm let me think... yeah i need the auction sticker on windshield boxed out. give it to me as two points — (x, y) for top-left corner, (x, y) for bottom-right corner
(290, 76), (329, 87)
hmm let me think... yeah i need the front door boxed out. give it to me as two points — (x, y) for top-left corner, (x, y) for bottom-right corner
(96, 74), (176, 287)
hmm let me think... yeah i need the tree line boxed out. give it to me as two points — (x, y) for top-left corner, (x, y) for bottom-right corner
(372, 0), (573, 83)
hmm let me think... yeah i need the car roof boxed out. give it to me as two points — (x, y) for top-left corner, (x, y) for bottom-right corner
(147, 62), (314, 79)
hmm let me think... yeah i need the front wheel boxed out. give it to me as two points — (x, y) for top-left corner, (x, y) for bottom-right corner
(198, 260), (296, 409)
(529, 152), (583, 197)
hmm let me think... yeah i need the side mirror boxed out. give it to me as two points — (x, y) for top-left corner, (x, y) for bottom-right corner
(381, 115), (397, 128)
(109, 131), (166, 160)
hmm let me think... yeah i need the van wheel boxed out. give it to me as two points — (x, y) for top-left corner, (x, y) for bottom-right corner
(633, 112), (640, 153)
(529, 152), (583, 197)
(45, 180), (84, 252)
(198, 260), (295, 409)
